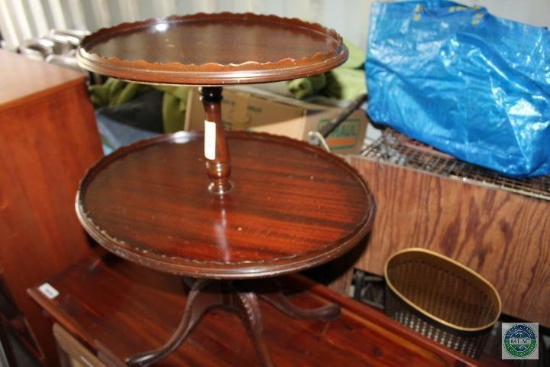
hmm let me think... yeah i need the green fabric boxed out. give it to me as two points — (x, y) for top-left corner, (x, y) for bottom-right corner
(287, 40), (367, 101)
(341, 39), (365, 69)
(88, 78), (190, 133)
(153, 85), (189, 133)
(287, 73), (327, 100)
(89, 39), (367, 133)
(323, 67), (366, 101)
(88, 78), (152, 108)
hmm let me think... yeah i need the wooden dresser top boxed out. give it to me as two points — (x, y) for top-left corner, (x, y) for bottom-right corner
(0, 49), (86, 111)
(28, 254), (510, 367)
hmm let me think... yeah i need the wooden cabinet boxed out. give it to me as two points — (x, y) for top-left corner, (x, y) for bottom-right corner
(0, 50), (103, 366)
(53, 324), (107, 367)
(341, 155), (550, 327)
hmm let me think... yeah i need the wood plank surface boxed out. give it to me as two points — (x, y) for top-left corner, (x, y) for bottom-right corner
(346, 156), (550, 327)
(28, 254), (507, 367)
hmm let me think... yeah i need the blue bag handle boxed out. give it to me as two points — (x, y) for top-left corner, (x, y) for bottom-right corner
(413, 0), (488, 24)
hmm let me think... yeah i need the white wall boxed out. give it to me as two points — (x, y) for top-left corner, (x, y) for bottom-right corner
(0, 0), (376, 50)
(0, 0), (548, 51)
(459, 0), (550, 28)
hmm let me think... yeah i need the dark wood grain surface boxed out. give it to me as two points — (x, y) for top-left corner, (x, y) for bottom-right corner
(76, 13), (348, 85)
(77, 131), (375, 278)
(27, 255), (509, 367)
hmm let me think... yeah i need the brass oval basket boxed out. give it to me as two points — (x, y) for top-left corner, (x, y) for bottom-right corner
(384, 248), (501, 359)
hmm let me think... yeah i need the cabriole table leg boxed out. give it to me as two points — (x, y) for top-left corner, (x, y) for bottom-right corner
(125, 278), (341, 367)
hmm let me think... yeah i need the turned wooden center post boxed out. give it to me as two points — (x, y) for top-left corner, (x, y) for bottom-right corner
(200, 86), (232, 194)
(74, 13), (364, 367)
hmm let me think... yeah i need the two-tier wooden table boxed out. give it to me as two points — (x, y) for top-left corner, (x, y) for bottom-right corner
(75, 13), (375, 366)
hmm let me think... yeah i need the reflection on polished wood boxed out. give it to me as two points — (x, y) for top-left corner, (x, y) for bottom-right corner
(28, 255), (508, 367)
(125, 278), (340, 367)
(76, 131), (374, 366)
(76, 13), (348, 85)
(76, 131), (375, 279)
(200, 86), (232, 194)
(73, 12), (373, 366)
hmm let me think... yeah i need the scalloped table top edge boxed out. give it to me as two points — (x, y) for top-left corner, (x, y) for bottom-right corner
(76, 12), (349, 85)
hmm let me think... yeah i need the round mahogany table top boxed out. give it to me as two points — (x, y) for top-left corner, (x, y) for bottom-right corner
(76, 12), (348, 85)
(76, 131), (375, 279)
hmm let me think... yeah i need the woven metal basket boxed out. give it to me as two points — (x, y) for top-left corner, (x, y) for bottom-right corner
(384, 248), (501, 359)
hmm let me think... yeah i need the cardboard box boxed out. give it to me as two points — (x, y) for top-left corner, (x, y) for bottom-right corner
(184, 87), (367, 155)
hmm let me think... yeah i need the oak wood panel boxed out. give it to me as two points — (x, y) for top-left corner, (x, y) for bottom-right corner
(28, 254), (508, 366)
(0, 50), (104, 366)
(347, 156), (550, 327)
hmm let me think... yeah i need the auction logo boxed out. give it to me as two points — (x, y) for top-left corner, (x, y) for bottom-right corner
(502, 323), (538, 360)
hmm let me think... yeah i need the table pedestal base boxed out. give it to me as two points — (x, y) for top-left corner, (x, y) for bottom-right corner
(125, 278), (341, 367)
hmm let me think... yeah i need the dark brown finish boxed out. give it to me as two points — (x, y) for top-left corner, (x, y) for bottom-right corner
(125, 278), (340, 367)
(0, 49), (104, 366)
(343, 156), (550, 327)
(75, 13), (370, 365)
(76, 13), (348, 85)
(200, 87), (232, 194)
(28, 255), (511, 366)
(76, 131), (375, 279)
(75, 128), (374, 364)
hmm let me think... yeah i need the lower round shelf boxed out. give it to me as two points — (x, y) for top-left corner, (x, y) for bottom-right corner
(76, 131), (375, 278)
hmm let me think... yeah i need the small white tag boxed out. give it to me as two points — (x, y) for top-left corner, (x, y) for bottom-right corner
(38, 283), (59, 299)
(204, 120), (216, 160)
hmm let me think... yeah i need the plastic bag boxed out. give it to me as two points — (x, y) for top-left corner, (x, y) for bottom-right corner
(366, 0), (550, 177)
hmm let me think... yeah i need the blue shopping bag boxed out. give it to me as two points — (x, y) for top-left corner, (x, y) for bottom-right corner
(366, 0), (550, 177)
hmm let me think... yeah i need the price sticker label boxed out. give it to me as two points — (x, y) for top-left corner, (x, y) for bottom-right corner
(204, 120), (216, 160)
(38, 283), (59, 299)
